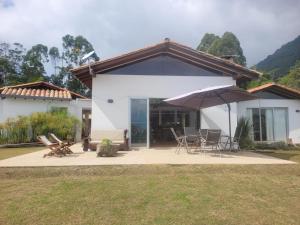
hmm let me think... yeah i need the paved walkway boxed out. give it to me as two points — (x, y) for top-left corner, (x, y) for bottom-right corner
(0, 143), (296, 167)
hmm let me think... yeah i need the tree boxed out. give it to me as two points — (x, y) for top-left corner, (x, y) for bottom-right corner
(49, 46), (66, 87)
(247, 73), (272, 89)
(1, 35), (98, 97)
(197, 32), (247, 66)
(49, 66), (66, 87)
(49, 47), (60, 76)
(62, 35), (99, 66)
(0, 42), (26, 86)
(279, 61), (300, 89)
(21, 44), (49, 82)
(61, 34), (99, 96)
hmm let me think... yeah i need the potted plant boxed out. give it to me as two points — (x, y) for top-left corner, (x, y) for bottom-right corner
(97, 139), (118, 157)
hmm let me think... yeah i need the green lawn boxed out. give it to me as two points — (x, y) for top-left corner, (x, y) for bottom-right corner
(0, 150), (299, 225)
(0, 147), (45, 160)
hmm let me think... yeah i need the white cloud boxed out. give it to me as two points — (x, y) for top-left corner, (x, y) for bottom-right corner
(0, 0), (300, 66)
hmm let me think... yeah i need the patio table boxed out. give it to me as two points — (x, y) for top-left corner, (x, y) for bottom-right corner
(185, 134), (205, 152)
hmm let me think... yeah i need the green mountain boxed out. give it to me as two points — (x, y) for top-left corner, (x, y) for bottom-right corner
(256, 35), (300, 79)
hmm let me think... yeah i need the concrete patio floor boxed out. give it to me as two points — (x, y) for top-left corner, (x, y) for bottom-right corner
(0, 143), (296, 167)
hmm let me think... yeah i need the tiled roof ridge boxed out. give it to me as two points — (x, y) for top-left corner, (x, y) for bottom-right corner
(0, 81), (88, 99)
(0, 87), (73, 100)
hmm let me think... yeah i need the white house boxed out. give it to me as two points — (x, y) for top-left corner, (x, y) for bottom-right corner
(0, 81), (92, 140)
(71, 39), (300, 147)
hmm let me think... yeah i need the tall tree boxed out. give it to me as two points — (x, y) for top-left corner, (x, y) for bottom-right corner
(21, 44), (49, 82)
(197, 32), (247, 66)
(0, 42), (26, 86)
(1, 35), (98, 97)
(49, 46), (66, 87)
(49, 47), (60, 76)
(61, 34), (99, 96)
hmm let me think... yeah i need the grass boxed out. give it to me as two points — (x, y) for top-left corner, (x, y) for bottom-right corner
(0, 147), (45, 160)
(257, 149), (300, 163)
(0, 150), (299, 225)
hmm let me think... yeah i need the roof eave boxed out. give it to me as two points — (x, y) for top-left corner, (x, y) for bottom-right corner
(71, 40), (261, 87)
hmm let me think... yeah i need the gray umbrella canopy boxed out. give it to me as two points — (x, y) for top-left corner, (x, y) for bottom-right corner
(164, 85), (257, 110)
(164, 85), (258, 150)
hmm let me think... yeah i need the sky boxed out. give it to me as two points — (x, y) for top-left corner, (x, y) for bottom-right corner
(0, 0), (300, 67)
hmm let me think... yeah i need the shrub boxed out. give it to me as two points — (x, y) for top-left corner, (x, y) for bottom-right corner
(236, 117), (255, 149)
(0, 111), (80, 145)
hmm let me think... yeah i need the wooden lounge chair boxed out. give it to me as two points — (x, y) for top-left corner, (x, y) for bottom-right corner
(38, 135), (71, 157)
(49, 133), (73, 154)
(49, 133), (64, 145)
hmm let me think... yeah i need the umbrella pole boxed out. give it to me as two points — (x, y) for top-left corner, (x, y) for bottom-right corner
(227, 103), (232, 150)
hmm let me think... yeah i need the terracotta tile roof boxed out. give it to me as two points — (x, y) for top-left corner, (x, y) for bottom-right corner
(0, 87), (72, 100)
(0, 81), (88, 99)
(247, 82), (300, 99)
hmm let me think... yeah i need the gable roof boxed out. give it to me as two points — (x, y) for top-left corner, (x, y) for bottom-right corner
(0, 81), (88, 100)
(248, 83), (300, 99)
(71, 39), (261, 88)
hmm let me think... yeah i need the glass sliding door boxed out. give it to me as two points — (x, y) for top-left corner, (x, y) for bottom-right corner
(130, 99), (148, 146)
(247, 107), (288, 142)
(261, 109), (274, 141)
(247, 108), (260, 141)
(273, 108), (288, 141)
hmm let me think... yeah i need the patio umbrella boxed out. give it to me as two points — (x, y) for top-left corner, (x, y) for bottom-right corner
(164, 85), (258, 149)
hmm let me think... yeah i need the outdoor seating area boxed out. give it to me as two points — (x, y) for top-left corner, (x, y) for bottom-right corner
(171, 127), (240, 155)
(0, 143), (295, 167)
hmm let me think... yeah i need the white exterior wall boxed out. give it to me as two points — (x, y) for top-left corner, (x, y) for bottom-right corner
(92, 74), (237, 139)
(0, 98), (72, 122)
(238, 99), (300, 144)
(201, 103), (237, 135)
(69, 99), (92, 121)
(0, 98), (91, 141)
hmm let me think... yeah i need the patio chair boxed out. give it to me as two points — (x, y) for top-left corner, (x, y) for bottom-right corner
(37, 135), (71, 157)
(201, 129), (221, 155)
(224, 125), (243, 151)
(184, 127), (197, 136)
(184, 127), (199, 149)
(49, 133), (73, 153)
(198, 129), (208, 146)
(170, 128), (187, 154)
(199, 129), (208, 140)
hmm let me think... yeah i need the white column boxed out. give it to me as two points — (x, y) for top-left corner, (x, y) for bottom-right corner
(147, 98), (150, 149)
